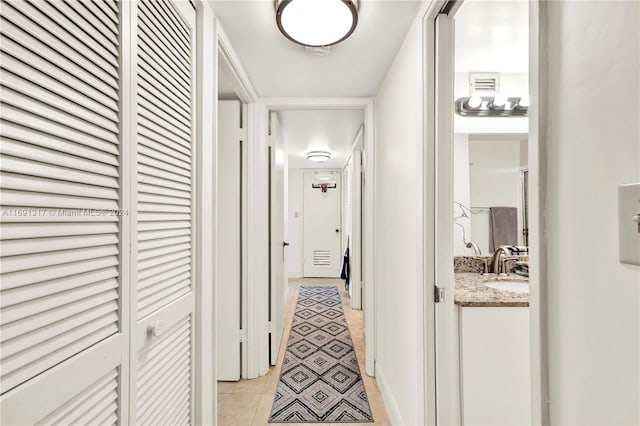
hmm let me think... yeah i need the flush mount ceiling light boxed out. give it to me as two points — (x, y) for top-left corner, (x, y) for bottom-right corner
(306, 151), (331, 162)
(455, 96), (529, 117)
(276, 0), (359, 47)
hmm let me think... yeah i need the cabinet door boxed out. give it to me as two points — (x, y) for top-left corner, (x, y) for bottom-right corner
(1, 1), (126, 424)
(460, 307), (531, 425)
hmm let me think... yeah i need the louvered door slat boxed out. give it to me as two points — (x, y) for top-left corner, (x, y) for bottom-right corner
(1, 3), (118, 85)
(17, 0), (118, 68)
(138, 154), (191, 182)
(0, 189), (118, 210)
(139, 267), (190, 294)
(0, 0), (123, 412)
(36, 370), (118, 426)
(138, 116), (191, 152)
(0, 154), (118, 187)
(1, 257), (119, 292)
(1, 173), (118, 200)
(49, 1), (119, 51)
(138, 133), (191, 163)
(1, 279), (118, 325)
(138, 86), (191, 130)
(137, 257), (190, 283)
(0, 105), (119, 155)
(138, 183), (191, 200)
(136, 20), (190, 87)
(1, 72), (118, 134)
(0, 13), (117, 97)
(0, 222), (118, 240)
(136, 317), (191, 425)
(138, 227), (191, 242)
(1, 245), (118, 274)
(138, 99), (191, 141)
(0, 137), (118, 176)
(0, 57), (118, 123)
(0, 88), (118, 144)
(153, 0), (190, 43)
(2, 293), (118, 346)
(138, 125), (191, 162)
(138, 143), (191, 171)
(1, 267), (118, 308)
(138, 62), (191, 118)
(1, 233), (118, 257)
(139, 212), (191, 222)
(138, 160), (190, 183)
(0, 121), (118, 166)
(138, 173), (191, 192)
(138, 235), (191, 251)
(138, 193), (190, 206)
(1, 314), (118, 391)
(2, 301), (118, 359)
(139, 0), (190, 52)
(0, 36), (119, 112)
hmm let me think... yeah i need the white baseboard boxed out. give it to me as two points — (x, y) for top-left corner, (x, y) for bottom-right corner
(375, 364), (405, 425)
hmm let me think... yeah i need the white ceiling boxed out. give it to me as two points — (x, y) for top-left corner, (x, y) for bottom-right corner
(209, 1), (422, 97)
(279, 109), (364, 169)
(454, 0), (528, 73)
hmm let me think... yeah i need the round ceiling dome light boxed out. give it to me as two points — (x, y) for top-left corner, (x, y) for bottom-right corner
(276, 0), (359, 47)
(306, 151), (331, 162)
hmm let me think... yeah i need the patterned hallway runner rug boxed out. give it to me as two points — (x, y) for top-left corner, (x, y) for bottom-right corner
(269, 286), (373, 423)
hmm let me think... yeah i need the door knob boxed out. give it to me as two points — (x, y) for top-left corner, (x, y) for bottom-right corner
(335, 229), (340, 233)
(283, 241), (290, 247)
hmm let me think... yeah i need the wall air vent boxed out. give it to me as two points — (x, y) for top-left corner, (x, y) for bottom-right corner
(313, 250), (331, 266)
(469, 72), (500, 95)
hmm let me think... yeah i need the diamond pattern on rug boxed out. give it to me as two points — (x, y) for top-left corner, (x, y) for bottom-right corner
(269, 286), (373, 423)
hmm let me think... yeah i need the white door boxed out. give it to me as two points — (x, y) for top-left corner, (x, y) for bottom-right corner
(303, 171), (342, 278)
(348, 151), (363, 309)
(216, 100), (242, 380)
(434, 12), (459, 425)
(132, 1), (197, 424)
(268, 112), (286, 365)
(1, 1), (126, 424)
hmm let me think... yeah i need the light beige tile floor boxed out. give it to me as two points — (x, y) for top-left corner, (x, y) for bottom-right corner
(217, 278), (391, 426)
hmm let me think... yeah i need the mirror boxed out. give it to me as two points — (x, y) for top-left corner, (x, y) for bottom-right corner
(453, 133), (528, 256)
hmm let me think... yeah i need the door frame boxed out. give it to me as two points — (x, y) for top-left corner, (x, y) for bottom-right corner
(343, 127), (364, 309)
(261, 97), (376, 377)
(216, 22), (268, 381)
(422, 1), (547, 424)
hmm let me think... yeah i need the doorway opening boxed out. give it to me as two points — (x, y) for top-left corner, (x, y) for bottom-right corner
(425, 0), (543, 424)
(215, 47), (251, 387)
(265, 99), (376, 377)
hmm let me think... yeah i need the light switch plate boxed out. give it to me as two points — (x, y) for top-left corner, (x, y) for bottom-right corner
(618, 183), (640, 266)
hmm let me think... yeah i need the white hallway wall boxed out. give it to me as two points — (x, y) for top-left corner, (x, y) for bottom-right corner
(373, 14), (425, 426)
(287, 168), (303, 278)
(542, 1), (640, 424)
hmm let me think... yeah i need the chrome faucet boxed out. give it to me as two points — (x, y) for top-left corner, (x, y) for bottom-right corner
(490, 246), (511, 274)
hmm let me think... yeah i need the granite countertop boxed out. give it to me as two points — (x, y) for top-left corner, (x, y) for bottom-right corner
(454, 272), (530, 307)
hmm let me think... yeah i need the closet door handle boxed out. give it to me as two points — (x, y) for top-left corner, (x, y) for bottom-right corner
(283, 241), (290, 247)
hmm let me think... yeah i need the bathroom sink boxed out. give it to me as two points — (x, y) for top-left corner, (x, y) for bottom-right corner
(483, 281), (529, 294)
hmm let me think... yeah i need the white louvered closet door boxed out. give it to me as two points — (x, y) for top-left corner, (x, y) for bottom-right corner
(0, 1), (127, 425)
(132, 1), (197, 425)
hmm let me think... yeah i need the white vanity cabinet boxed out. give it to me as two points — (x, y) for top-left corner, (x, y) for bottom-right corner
(459, 307), (531, 425)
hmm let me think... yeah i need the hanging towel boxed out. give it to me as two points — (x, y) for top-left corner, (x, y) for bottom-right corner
(489, 207), (518, 252)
